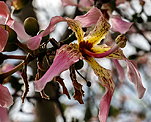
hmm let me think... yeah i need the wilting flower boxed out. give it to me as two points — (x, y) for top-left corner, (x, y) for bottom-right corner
(0, 1), (14, 52)
(33, 9), (145, 122)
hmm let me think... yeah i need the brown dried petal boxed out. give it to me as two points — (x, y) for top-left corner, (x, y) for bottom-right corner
(54, 76), (70, 99)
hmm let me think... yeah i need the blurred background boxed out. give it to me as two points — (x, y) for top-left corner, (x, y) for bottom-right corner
(1, 0), (151, 122)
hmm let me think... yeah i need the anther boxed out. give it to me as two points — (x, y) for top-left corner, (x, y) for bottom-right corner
(115, 35), (127, 48)
(76, 70), (91, 87)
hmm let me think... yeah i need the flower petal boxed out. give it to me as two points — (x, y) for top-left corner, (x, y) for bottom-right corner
(85, 57), (115, 122)
(84, 12), (110, 45)
(111, 15), (133, 34)
(75, 7), (101, 27)
(66, 18), (84, 44)
(0, 84), (13, 107)
(13, 21), (30, 41)
(34, 43), (83, 92)
(0, 1), (14, 26)
(112, 59), (125, 82)
(27, 34), (42, 50)
(27, 16), (66, 50)
(125, 59), (146, 99)
(0, 26), (8, 52)
(0, 107), (10, 122)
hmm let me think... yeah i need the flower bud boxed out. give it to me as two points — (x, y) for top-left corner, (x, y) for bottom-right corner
(11, 0), (29, 11)
(75, 59), (84, 70)
(0, 25), (17, 43)
(115, 35), (127, 48)
(24, 17), (39, 36)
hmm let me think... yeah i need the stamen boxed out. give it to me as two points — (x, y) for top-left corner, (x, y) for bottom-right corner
(76, 70), (91, 87)
(83, 44), (119, 58)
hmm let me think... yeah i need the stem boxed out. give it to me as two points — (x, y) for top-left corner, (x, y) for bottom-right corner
(15, 39), (33, 55)
(0, 62), (24, 84)
(0, 54), (35, 84)
(6, 55), (26, 60)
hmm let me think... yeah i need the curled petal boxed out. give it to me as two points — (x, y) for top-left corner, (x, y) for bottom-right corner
(84, 12), (110, 45)
(0, 84), (13, 107)
(87, 44), (125, 59)
(0, 26), (8, 52)
(111, 15), (133, 34)
(125, 59), (146, 99)
(27, 34), (42, 50)
(0, 1), (14, 26)
(61, 0), (78, 6)
(0, 107), (10, 122)
(75, 7), (101, 27)
(112, 59), (125, 82)
(85, 57), (115, 122)
(27, 16), (66, 50)
(66, 18), (84, 44)
(34, 44), (83, 92)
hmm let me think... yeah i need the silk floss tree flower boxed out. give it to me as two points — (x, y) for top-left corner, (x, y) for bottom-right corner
(0, 1), (14, 52)
(28, 9), (146, 122)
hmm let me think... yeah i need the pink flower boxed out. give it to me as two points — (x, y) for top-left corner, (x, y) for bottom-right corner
(0, 1), (14, 52)
(33, 8), (145, 122)
(0, 107), (10, 122)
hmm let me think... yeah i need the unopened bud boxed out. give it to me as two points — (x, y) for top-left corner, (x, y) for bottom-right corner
(24, 17), (39, 36)
(115, 35), (127, 48)
(0, 25), (17, 43)
(75, 59), (84, 70)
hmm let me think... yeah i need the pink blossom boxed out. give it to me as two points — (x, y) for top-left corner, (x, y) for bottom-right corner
(111, 15), (133, 34)
(0, 1), (14, 52)
(0, 84), (13, 108)
(0, 107), (10, 122)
